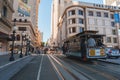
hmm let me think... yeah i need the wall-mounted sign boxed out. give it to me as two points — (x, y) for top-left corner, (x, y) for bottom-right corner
(114, 13), (120, 23)
(18, 0), (31, 17)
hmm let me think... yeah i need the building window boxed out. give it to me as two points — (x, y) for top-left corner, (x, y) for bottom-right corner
(18, 27), (26, 31)
(69, 18), (76, 24)
(78, 18), (84, 24)
(69, 27), (76, 33)
(110, 14), (114, 19)
(16, 34), (20, 41)
(2, 6), (7, 17)
(113, 38), (117, 43)
(68, 10), (75, 16)
(78, 10), (83, 15)
(88, 11), (93, 16)
(104, 12), (108, 18)
(111, 22), (115, 27)
(107, 37), (111, 43)
(79, 27), (84, 33)
(96, 12), (101, 17)
(112, 29), (117, 35)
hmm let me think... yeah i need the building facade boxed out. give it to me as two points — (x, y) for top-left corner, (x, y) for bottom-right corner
(35, 27), (43, 48)
(11, 0), (40, 53)
(0, 0), (14, 55)
(51, 0), (72, 47)
(105, 0), (120, 6)
(58, 1), (120, 48)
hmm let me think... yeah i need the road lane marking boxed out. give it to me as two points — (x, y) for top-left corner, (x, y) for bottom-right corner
(0, 56), (29, 69)
(37, 54), (44, 80)
(48, 55), (65, 80)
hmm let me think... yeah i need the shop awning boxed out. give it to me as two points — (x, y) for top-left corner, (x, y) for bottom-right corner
(0, 32), (12, 41)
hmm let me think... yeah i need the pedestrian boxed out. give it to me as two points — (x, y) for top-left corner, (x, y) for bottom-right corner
(87, 36), (96, 47)
(80, 39), (86, 58)
(97, 39), (104, 47)
(36, 47), (40, 55)
(62, 43), (67, 54)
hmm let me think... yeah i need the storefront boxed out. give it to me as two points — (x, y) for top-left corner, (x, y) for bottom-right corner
(0, 32), (11, 55)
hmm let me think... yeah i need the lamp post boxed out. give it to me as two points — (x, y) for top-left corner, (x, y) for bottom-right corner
(28, 38), (31, 55)
(25, 35), (29, 56)
(9, 25), (17, 61)
(19, 32), (25, 58)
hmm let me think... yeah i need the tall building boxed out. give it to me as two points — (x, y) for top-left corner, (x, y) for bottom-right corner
(11, 0), (40, 52)
(105, 0), (120, 6)
(51, 0), (72, 47)
(0, 0), (14, 55)
(57, 1), (120, 48)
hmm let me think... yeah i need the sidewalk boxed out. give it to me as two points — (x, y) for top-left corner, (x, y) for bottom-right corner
(0, 53), (34, 80)
(98, 58), (120, 65)
(0, 54), (21, 67)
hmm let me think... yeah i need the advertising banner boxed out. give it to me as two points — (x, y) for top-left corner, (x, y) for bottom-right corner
(18, 0), (31, 17)
(114, 13), (120, 23)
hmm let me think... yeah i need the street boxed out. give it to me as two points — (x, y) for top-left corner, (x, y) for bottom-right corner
(7, 54), (120, 80)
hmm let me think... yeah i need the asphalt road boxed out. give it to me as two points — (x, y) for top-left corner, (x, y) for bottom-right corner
(10, 54), (59, 80)
(10, 54), (120, 80)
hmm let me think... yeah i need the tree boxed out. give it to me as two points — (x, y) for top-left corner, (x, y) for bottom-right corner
(41, 42), (45, 47)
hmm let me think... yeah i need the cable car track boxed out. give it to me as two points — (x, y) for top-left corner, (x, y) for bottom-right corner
(54, 54), (120, 80)
(48, 55), (89, 80)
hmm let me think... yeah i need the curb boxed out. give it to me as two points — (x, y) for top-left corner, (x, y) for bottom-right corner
(0, 55), (34, 80)
(0, 56), (29, 69)
(97, 59), (120, 65)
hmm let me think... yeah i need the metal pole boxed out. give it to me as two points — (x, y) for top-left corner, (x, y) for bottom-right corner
(25, 39), (28, 56)
(9, 31), (15, 61)
(28, 40), (30, 55)
(19, 35), (23, 58)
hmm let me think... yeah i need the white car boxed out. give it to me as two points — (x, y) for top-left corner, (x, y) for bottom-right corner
(105, 48), (120, 59)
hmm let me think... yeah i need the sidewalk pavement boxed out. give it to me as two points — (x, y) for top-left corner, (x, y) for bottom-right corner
(0, 53), (34, 80)
(0, 53), (21, 67)
(98, 58), (120, 65)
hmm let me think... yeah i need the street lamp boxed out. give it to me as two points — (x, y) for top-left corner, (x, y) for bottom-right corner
(9, 25), (17, 61)
(28, 38), (31, 55)
(25, 35), (29, 56)
(19, 32), (25, 58)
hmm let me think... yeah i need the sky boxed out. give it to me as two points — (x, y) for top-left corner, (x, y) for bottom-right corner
(38, 0), (104, 42)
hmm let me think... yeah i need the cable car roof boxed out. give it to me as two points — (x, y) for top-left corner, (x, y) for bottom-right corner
(63, 30), (105, 42)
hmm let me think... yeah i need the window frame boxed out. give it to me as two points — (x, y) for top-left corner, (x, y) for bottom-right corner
(106, 37), (111, 43)
(2, 6), (7, 17)
(78, 10), (83, 15)
(96, 12), (101, 17)
(104, 12), (109, 18)
(88, 11), (94, 16)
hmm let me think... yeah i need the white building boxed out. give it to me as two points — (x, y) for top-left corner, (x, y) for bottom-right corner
(57, 1), (120, 48)
(51, 0), (71, 47)
(105, 0), (120, 6)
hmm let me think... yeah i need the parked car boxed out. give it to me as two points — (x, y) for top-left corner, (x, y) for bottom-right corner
(105, 47), (120, 59)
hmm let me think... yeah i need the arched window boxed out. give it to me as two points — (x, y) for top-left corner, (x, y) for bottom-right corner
(16, 34), (20, 41)
(2, 6), (7, 17)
